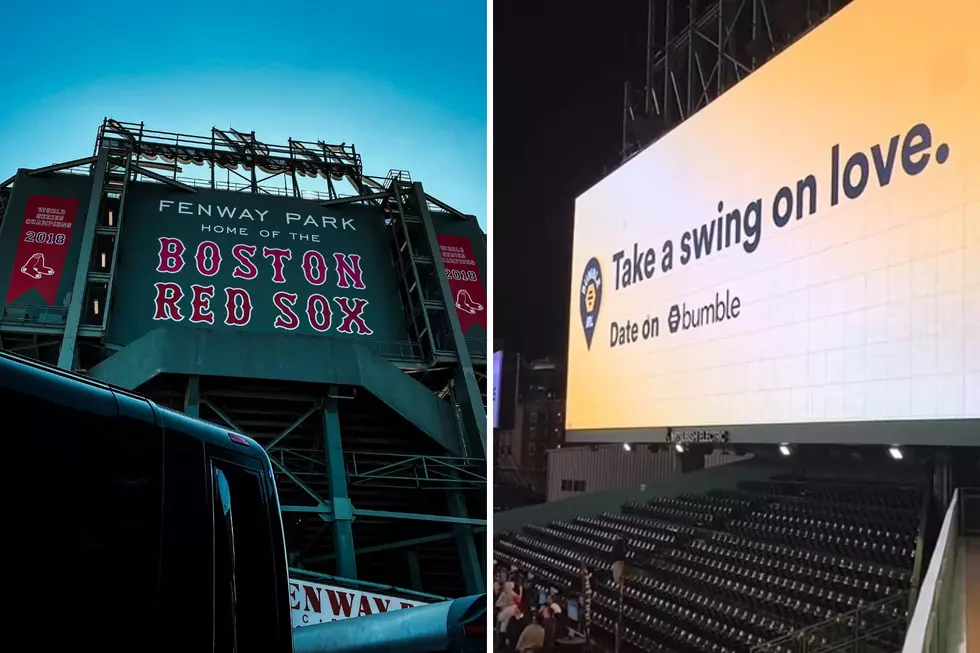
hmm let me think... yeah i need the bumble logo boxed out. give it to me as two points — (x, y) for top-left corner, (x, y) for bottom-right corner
(579, 257), (602, 350)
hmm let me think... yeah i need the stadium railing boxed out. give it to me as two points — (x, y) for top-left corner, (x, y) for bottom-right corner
(900, 487), (978, 653)
(752, 591), (909, 653)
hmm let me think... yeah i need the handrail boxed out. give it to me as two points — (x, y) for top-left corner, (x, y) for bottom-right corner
(902, 488), (961, 653)
(748, 589), (908, 653)
(907, 484), (933, 612)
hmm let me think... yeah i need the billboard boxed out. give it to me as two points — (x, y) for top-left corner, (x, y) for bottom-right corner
(567, 0), (980, 436)
(0, 173), (93, 315)
(289, 577), (423, 627)
(107, 183), (407, 345)
(493, 350), (503, 428)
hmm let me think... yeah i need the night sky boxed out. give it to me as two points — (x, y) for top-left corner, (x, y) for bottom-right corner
(495, 1), (649, 360)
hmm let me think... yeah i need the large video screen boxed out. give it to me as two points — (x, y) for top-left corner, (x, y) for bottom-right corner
(492, 350), (503, 429)
(567, 0), (980, 434)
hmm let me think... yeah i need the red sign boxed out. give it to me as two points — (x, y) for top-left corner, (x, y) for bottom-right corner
(6, 195), (79, 304)
(437, 235), (486, 334)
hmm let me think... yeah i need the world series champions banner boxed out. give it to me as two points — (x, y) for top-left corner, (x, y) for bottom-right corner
(5, 195), (79, 304)
(438, 234), (486, 334)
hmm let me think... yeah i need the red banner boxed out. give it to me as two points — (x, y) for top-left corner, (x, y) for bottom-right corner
(6, 195), (79, 304)
(437, 235), (486, 334)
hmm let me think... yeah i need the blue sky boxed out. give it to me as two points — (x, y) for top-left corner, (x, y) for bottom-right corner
(0, 1), (486, 226)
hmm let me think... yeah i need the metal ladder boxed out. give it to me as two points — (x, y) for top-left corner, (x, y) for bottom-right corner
(56, 145), (133, 369)
(385, 180), (451, 364)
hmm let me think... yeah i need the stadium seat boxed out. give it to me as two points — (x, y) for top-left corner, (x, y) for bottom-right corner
(494, 475), (922, 653)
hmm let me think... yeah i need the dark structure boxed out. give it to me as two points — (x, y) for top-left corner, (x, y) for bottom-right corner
(515, 358), (567, 494)
(0, 119), (487, 599)
(494, 356), (565, 510)
(622, 0), (853, 162)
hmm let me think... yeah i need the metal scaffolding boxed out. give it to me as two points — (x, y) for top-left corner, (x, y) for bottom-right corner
(622, 0), (852, 163)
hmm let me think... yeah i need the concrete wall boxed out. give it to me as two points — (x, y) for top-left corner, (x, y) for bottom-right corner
(546, 445), (752, 502)
(492, 457), (783, 536)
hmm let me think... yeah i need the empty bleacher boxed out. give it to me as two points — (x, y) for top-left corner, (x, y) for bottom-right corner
(495, 477), (923, 653)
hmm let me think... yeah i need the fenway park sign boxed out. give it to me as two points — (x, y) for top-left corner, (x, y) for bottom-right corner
(289, 578), (424, 627)
(107, 183), (407, 345)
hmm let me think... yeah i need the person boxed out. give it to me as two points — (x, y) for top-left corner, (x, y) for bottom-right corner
(496, 580), (519, 610)
(547, 587), (560, 610)
(515, 612), (546, 652)
(610, 533), (626, 585)
(498, 602), (519, 650)
(506, 606), (529, 651)
(493, 573), (507, 650)
(542, 588), (561, 634)
(538, 605), (557, 650)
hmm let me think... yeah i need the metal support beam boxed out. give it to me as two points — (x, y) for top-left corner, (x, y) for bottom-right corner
(272, 465), (333, 516)
(58, 148), (109, 370)
(201, 397), (242, 432)
(258, 499), (488, 526)
(412, 182), (486, 458)
(128, 163), (199, 193)
(265, 402), (321, 452)
(295, 522), (331, 565)
(304, 528), (487, 564)
(184, 375), (200, 417)
(25, 156), (98, 177)
(354, 508), (485, 527)
(324, 388), (357, 579)
(407, 550), (423, 593)
(624, 0), (844, 162)
(422, 193), (468, 221)
(281, 504), (333, 515)
(318, 191), (391, 207)
(348, 531), (464, 555)
(345, 452), (486, 490)
(447, 492), (482, 595)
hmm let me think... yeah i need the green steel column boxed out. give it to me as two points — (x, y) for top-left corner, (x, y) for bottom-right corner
(184, 375), (200, 417)
(412, 182), (487, 458)
(324, 388), (357, 579)
(447, 491), (482, 595)
(476, 530), (486, 579)
(453, 366), (485, 460)
(406, 549), (423, 593)
(58, 147), (109, 370)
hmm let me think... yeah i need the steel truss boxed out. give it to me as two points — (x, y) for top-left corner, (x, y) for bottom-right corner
(197, 390), (485, 511)
(96, 119), (377, 200)
(622, 0), (852, 162)
(168, 374), (487, 597)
